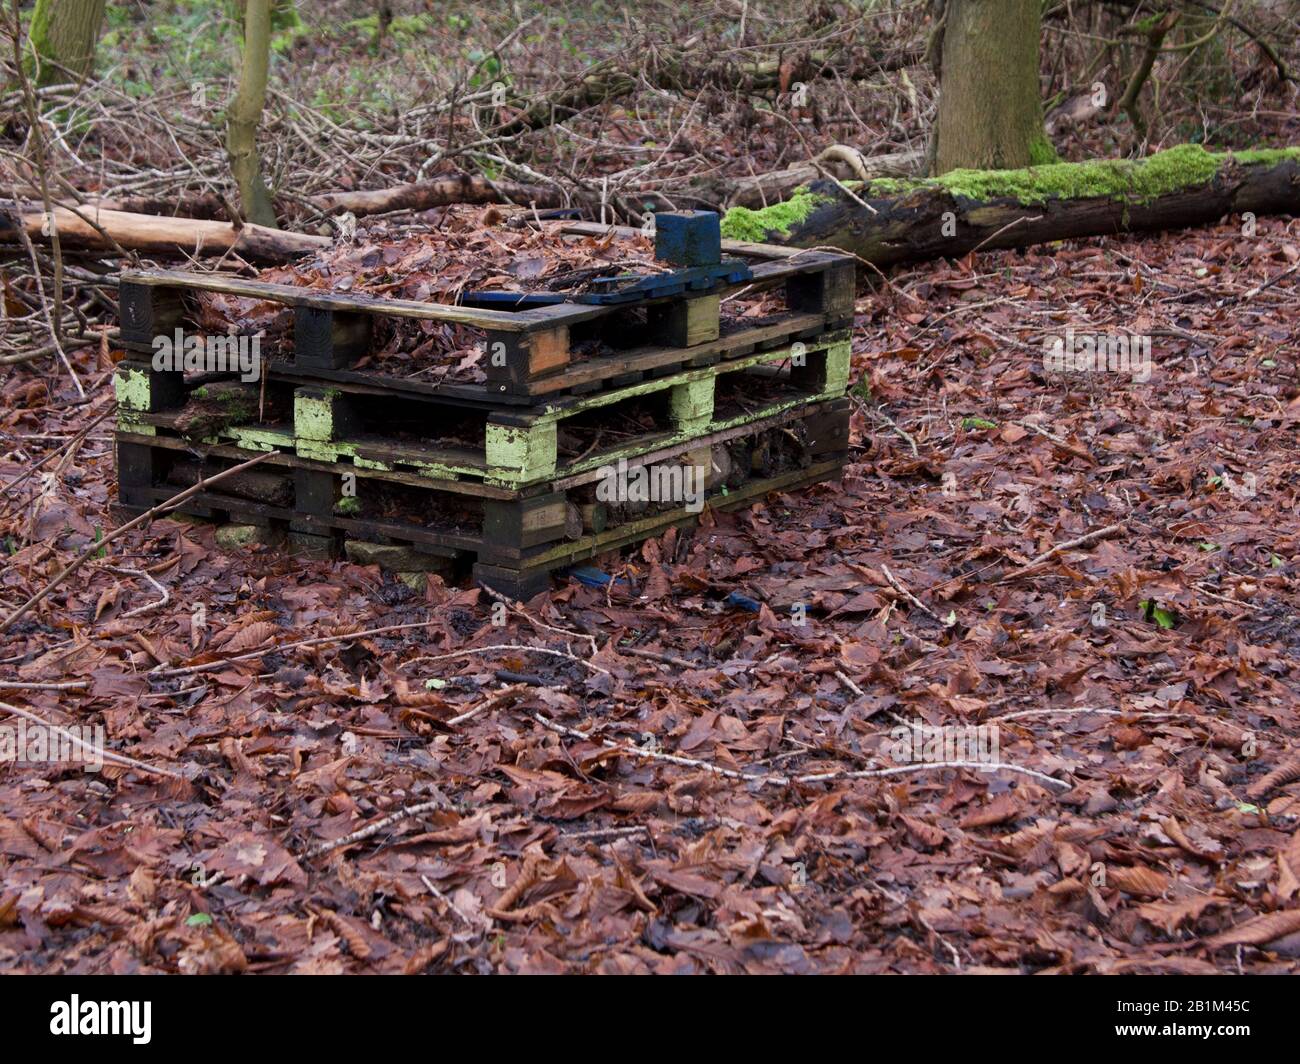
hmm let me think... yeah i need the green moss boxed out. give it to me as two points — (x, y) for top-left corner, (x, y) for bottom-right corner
(1130, 144), (1226, 197)
(1133, 11), (1165, 33)
(1226, 147), (1300, 166)
(1028, 135), (1061, 167)
(931, 145), (1220, 204)
(862, 176), (919, 197)
(861, 144), (1296, 207)
(333, 496), (361, 516)
(721, 188), (833, 242)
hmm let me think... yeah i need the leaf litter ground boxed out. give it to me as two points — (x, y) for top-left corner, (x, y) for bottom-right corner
(1, 216), (1298, 974)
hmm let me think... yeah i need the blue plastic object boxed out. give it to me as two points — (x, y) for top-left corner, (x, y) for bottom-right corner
(725, 591), (762, 612)
(569, 566), (628, 589)
(655, 211), (722, 267)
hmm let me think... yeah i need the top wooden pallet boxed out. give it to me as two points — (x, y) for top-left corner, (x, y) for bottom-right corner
(115, 215), (856, 406)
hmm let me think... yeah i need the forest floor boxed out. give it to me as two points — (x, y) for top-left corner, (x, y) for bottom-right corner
(2, 212), (1298, 974)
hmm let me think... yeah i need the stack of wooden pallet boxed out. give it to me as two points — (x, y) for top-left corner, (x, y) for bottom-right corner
(113, 213), (856, 598)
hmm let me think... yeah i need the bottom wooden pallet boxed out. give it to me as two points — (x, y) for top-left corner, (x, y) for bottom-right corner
(113, 452), (845, 600)
(469, 457), (845, 598)
(114, 395), (849, 579)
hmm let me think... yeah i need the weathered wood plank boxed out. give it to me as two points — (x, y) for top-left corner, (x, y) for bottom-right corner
(120, 268), (534, 330)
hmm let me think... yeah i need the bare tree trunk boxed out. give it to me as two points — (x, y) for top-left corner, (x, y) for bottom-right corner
(26, 0), (105, 87)
(931, 0), (1048, 174)
(226, 0), (278, 228)
(1117, 11), (1181, 144)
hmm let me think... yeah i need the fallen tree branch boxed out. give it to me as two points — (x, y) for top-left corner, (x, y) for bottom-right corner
(0, 700), (184, 779)
(315, 151), (924, 219)
(109, 566), (171, 619)
(476, 583), (598, 655)
(881, 563), (945, 623)
(530, 712), (1071, 790)
(719, 148), (923, 209)
(304, 796), (450, 858)
(313, 174), (567, 216)
(998, 523), (1124, 583)
(0, 450), (280, 636)
(446, 684), (529, 727)
(862, 404), (919, 456)
(150, 616), (454, 678)
(793, 759), (1073, 790)
(405, 644), (613, 677)
(0, 201), (328, 261)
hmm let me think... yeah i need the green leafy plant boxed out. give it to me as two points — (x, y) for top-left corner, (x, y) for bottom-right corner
(1139, 599), (1178, 629)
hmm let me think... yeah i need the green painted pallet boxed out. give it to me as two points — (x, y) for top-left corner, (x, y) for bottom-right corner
(114, 399), (850, 597)
(115, 328), (851, 491)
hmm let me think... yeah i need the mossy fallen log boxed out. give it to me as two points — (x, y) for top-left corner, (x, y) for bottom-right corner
(720, 145), (1300, 264)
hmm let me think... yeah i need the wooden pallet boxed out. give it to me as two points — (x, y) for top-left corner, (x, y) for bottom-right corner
(115, 328), (850, 490)
(115, 233), (854, 403)
(114, 401), (850, 598)
(469, 457), (848, 600)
